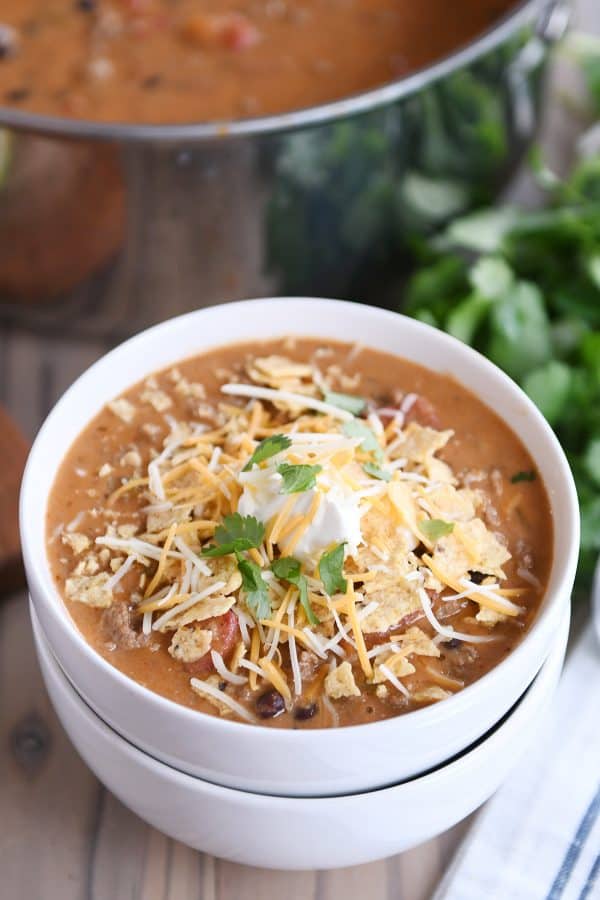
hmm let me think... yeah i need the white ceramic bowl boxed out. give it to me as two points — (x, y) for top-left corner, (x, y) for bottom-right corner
(21, 298), (579, 796)
(32, 601), (569, 870)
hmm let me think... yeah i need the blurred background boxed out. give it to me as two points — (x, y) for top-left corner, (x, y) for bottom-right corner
(0, 0), (599, 897)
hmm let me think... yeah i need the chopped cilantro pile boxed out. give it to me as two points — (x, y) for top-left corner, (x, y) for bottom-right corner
(403, 33), (600, 586)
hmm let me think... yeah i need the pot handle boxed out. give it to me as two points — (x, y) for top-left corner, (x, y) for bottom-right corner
(507, 0), (571, 140)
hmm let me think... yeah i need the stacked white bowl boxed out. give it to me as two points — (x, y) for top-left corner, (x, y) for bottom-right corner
(21, 299), (579, 870)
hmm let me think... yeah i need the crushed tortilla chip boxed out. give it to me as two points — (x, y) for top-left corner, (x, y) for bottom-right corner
(168, 624), (212, 662)
(108, 397), (136, 423)
(360, 583), (422, 634)
(392, 423), (453, 465)
(159, 593), (236, 631)
(61, 532), (90, 555)
(65, 573), (113, 608)
(325, 661), (361, 699)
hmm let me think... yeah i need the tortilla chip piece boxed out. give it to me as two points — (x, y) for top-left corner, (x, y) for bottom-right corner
(454, 518), (511, 577)
(372, 653), (416, 684)
(392, 626), (441, 659)
(430, 533), (474, 583)
(61, 532), (91, 555)
(108, 397), (136, 423)
(388, 480), (423, 543)
(424, 457), (456, 484)
(325, 661), (361, 699)
(168, 624), (212, 662)
(418, 484), (477, 523)
(159, 593), (236, 631)
(360, 582), (422, 634)
(355, 502), (419, 568)
(476, 605), (507, 627)
(393, 423), (453, 465)
(146, 504), (191, 534)
(65, 573), (113, 608)
(140, 389), (172, 412)
(412, 685), (451, 704)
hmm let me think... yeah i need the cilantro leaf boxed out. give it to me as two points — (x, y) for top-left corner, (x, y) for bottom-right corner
(323, 391), (367, 415)
(419, 519), (455, 542)
(271, 556), (319, 625)
(277, 463), (322, 494)
(237, 556), (271, 621)
(243, 433), (292, 471)
(201, 513), (265, 557)
(363, 461), (391, 482)
(318, 543), (347, 596)
(342, 419), (384, 462)
(510, 470), (537, 484)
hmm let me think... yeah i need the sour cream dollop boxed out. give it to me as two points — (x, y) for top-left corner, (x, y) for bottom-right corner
(237, 467), (363, 562)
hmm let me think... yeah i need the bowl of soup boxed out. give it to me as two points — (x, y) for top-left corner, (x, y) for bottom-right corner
(32, 594), (569, 868)
(20, 297), (578, 796)
(0, 1), (567, 324)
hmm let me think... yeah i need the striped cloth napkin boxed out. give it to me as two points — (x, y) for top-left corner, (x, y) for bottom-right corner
(434, 623), (600, 900)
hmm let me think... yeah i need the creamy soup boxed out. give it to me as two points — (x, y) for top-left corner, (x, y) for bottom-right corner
(0, 1), (516, 123)
(46, 338), (552, 728)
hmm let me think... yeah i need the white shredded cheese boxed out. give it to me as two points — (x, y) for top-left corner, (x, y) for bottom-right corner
(190, 677), (256, 723)
(104, 554), (136, 592)
(418, 588), (496, 644)
(210, 650), (247, 686)
(221, 382), (354, 421)
(152, 580), (226, 631)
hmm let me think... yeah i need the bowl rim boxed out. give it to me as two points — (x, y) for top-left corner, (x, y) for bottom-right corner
(0, 0), (539, 143)
(21, 296), (580, 744)
(33, 597), (569, 802)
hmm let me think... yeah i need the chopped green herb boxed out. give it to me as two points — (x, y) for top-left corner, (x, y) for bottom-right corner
(201, 513), (265, 557)
(342, 419), (384, 462)
(277, 462), (322, 494)
(419, 518), (455, 541)
(243, 433), (291, 471)
(271, 556), (319, 625)
(237, 555), (271, 621)
(362, 461), (391, 482)
(510, 470), (537, 484)
(318, 543), (347, 596)
(323, 390), (367, 415)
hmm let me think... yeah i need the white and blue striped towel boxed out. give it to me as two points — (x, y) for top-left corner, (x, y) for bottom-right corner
(434, 623), (600, 900)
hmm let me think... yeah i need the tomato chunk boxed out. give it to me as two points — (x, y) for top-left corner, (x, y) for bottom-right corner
(184, 610), (240, 677)
(182, 12), (260, 51)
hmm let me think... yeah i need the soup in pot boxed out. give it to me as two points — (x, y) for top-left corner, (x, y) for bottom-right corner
(0, 1), (517, 123)
(46, 337), (552, 728)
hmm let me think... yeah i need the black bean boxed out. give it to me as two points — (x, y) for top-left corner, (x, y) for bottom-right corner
(5, 87), (30, 103)
(468, 571), (486, 585)
(293, 702), (318, 721)
(256, 689), (285, 719)
(142, 74), (163, 90)
(442, 638), (462, 650)
(75, 0), (97, 11)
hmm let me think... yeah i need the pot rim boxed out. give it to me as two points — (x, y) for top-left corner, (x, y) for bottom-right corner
(0, 0), (547, 144)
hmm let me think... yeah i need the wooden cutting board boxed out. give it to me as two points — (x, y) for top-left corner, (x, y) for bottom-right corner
(0, 405), (28, 597)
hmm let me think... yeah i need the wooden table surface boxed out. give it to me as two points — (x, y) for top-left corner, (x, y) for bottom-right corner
(0, 2), (597, 897)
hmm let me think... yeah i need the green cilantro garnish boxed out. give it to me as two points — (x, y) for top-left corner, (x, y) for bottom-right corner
(237, 556), (271, 621)
(271, 556), (319, 625)
(318, 543), (347, 596)
(324, 391), (367, 416)
(277, 463), (322, 494)
(243, 433), (292, 471)
(419, 519), (455, 541)
(510, 470), (537, 484)
(363, 461), (391, 482)
(342, 419), (384, 463)
(201, 513), (265, 557)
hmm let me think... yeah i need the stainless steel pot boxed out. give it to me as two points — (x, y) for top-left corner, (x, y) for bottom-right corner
(0, 0), (568, 338)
